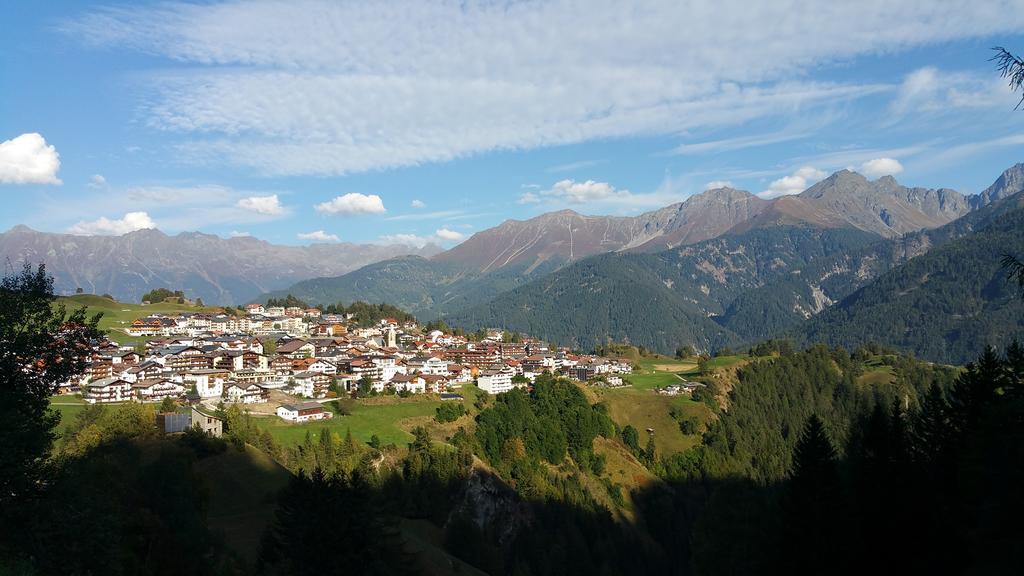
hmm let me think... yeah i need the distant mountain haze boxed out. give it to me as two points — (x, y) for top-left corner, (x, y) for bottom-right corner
(0, 227), (440, 305)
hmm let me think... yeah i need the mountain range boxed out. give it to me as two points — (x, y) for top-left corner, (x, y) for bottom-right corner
(0, 227), (440, 306)
(271, 163), (1024, 363)
(5, 163), (1023, 363)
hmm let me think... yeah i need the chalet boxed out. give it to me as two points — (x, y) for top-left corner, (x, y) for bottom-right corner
(225, 382), (269, 404)
(307, 359), (338, 375)
(270, 355), (294, 373)
(277, 401), (332, 423)
(242, 350), (269, 370)
(348, 359), (381, 382)
(447, 363), (472, 384)
(291, 371), (331, 398)
(305, 308), (322, 318)
(421, 374), (449, 393)
(124, 360), (165, 383)
(88, 361), (114, 381)
(245, 303), (266, 315)
(390, 373), (426, 394)
(159, 346), (210, 373)
(277, 339), (316, 359)
(407, 355), (449, 375)
(212, 350), (245, 372)
(109, 351), (140, 365)
(132, 378), (185, 402)
(83, 377), (132, 403)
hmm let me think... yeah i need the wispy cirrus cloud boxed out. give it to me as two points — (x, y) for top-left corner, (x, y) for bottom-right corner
(59, 0), (1022, 177)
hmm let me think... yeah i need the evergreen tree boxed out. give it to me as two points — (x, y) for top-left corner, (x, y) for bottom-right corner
(0, 264), (102, 556)
(781, 415), (844, 573)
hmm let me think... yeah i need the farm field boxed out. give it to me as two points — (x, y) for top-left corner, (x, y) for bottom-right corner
(259, 396), (444, 447)
(629, 356), (698, 390)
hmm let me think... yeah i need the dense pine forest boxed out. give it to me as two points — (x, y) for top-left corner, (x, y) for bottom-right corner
(2, 264), (1023, 574)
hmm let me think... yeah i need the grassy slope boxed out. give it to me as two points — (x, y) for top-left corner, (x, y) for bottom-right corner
(260, 396), (443, 447)
(630, 357), (698, 390)
(55, 294), (227, 343)
(595, 387), (711, 457)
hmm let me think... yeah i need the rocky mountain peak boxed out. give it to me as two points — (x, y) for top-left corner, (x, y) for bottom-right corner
(971, 163), (1024, 209)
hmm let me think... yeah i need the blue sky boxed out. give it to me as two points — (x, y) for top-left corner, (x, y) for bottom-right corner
(2, 1), (1023, 247)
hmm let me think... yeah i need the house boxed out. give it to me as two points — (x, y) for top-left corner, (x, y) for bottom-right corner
(277, 339), (316, 359)
(390, 373), (426, 394)
(421, 374), (450, 393)
(225, 382), (269, 404)
(306, 359), (338, 375)
(82, 377), (132, 403)
(182, 368), (228, 398)
(407, 355), (449, 375)
(291, 371), (331, 398)
(132, 378), (185, 402)
(245, 303), (266, 315)
(277, 401), (333, 423)
(191, 406), (223, 437)
(477, 370), (514, 394)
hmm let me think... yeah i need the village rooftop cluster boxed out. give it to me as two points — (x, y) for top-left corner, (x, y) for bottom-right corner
(62, 303), (634, 424)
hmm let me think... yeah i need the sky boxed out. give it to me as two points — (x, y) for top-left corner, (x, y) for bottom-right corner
(2, 0), (1024, 248)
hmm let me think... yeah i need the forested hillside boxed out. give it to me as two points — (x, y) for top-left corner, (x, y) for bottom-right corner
(796, 205), (1024, 363)
(450, 183), (1024, 361)
(448, 226), (878, 352)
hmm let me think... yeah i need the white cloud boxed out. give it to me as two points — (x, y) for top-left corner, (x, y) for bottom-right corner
(88, 174), (107, 188)
(517, 192), (541, 204)
(759, 167), (827, 199)
(60, 1), (1020, 176)
(68, 211), (156, 235)
(229, 230), (250, 237)
(378, 233), (432, 248)
(434, 228), (465, 241)
(298, 230), (339, 242)
(411, 199), (425, 208)
(315, 193), (386, 216)
(237, 193), (286, 215)
(704, 180), (734, 190)
(0, 133), (61, 184)
(860, 157), (904, 178)
(544, 179), (629, 204)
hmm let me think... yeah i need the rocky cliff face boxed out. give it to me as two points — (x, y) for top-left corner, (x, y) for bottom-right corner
(0, 226), (439, 305)
(970, 163), (1024, 209)
(435, 187), (769, 272)
(795, 170), (970, 237)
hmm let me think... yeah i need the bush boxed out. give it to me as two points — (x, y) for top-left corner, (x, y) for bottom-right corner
(435, 402), (467, 423)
